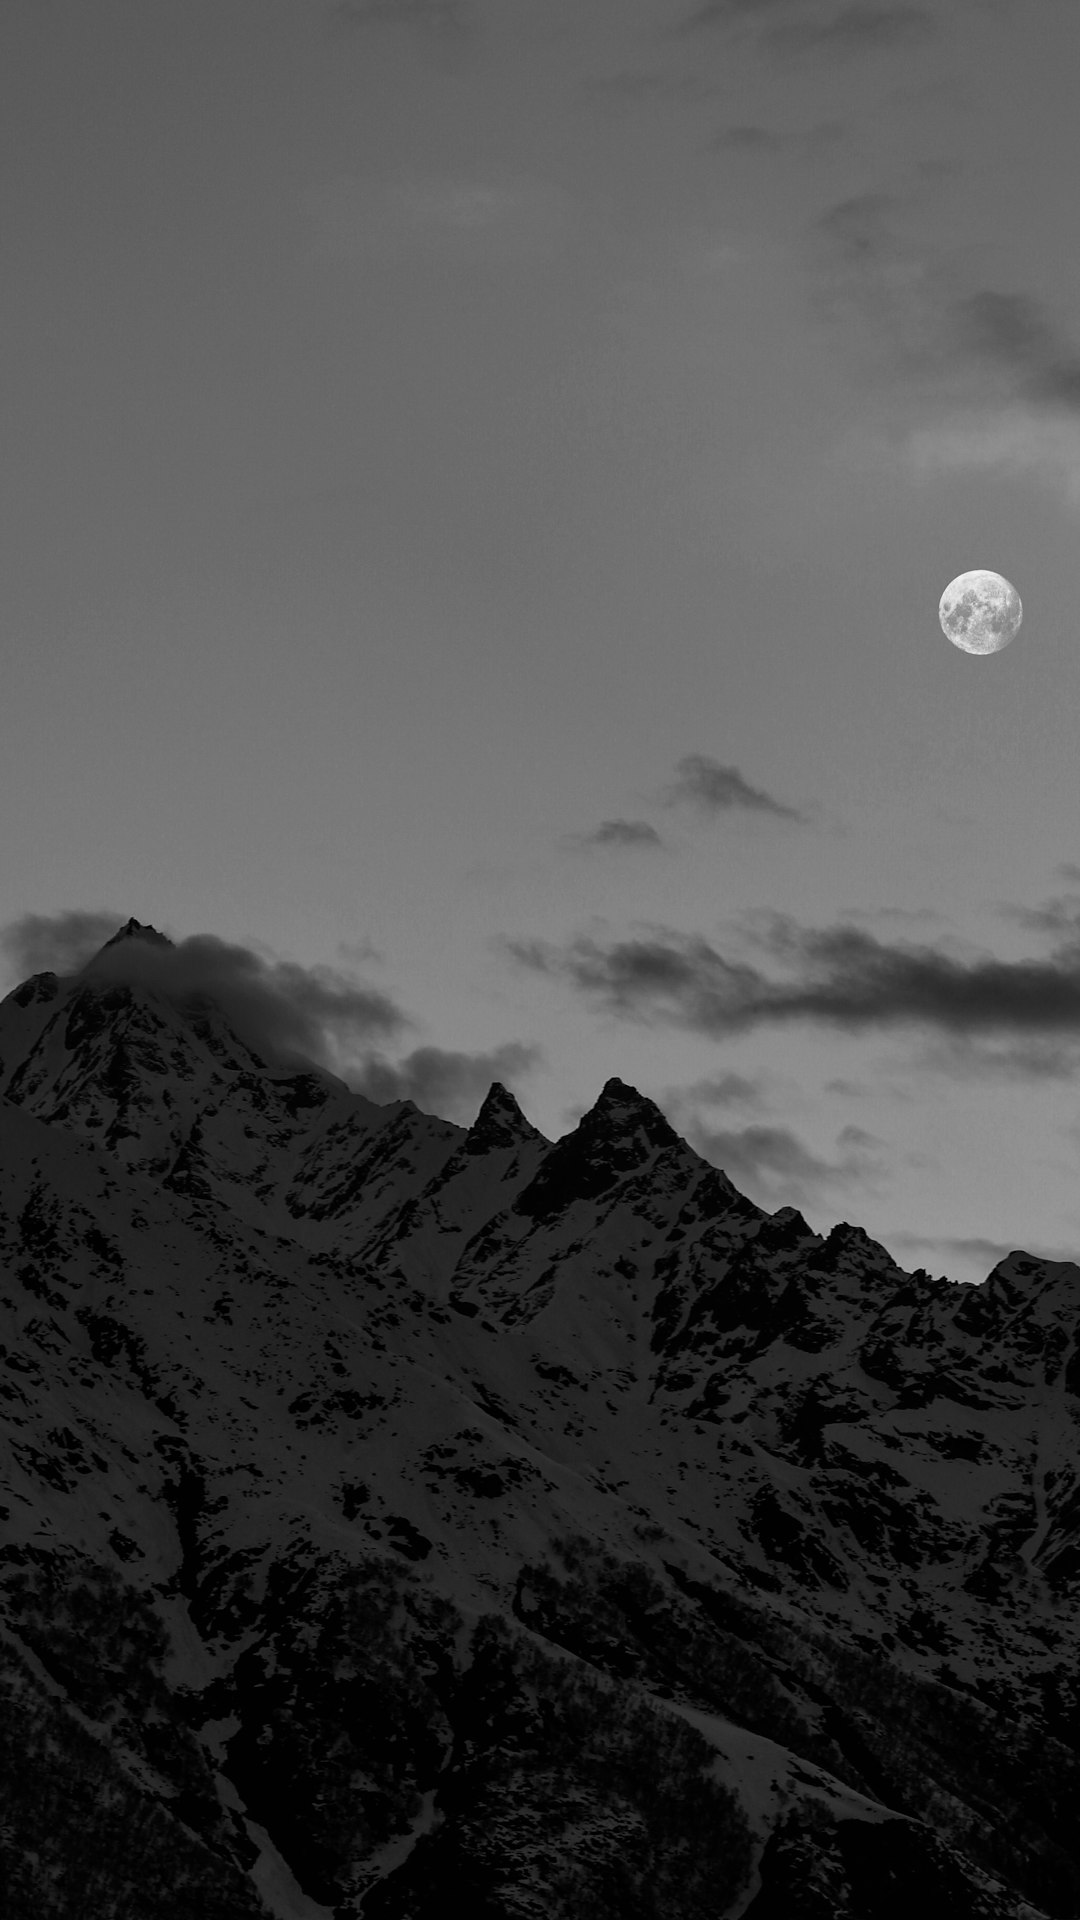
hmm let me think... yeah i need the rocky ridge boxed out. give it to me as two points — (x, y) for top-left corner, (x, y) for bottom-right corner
(0, 921), (1077, 1917)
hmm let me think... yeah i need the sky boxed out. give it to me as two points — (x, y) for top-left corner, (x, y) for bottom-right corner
(3, 0), (1080, 1287)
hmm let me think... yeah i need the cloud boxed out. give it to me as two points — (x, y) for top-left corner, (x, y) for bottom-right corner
(567, 819), (666, 851)
(347, 1041), (541, 1124)
(890, 288), (1080, 507)
(305, 172), (570, 272)
(580, 70), (722, 108)
(999, 892), (1080, 940)
(673, 1070), (764, 1106)
(710, 118), (845, 155)
(677, 0), (933, 55)
(683, 1115), (883, 1209)
(948, 290), (1080, 409)
(0, 910), (128, 979)
(901, 405), (1080, 513)
(811, 189), (943, 372)
(661, 754), (804, 819)
(1, 912), (411, 1072)
(2, 912), (544, 1127)
(910, 1034), (1080, 1081)
(767, 4), (933, 57)
(710, 124), (784, 151)
(506, 909), (1080, 1053)
(329, 0), (472, 37)
(677, 0), (800, 28)
(815, 183), (1080, 442)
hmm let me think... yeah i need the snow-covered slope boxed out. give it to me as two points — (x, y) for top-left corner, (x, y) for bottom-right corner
(0, 922), (1076, 1919)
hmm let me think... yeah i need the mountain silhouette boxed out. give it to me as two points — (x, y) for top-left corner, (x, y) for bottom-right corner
(1, 922), (1078, 1918)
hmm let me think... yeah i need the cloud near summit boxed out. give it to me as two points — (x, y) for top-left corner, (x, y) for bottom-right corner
(0, 912), (539, 1121)
(0, 915), (411, 1071)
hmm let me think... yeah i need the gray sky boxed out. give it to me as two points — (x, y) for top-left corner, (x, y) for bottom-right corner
(3, 0), (1080, 1285)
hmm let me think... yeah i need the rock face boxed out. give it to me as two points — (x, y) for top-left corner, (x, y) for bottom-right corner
(1, 925), (1079, 1917)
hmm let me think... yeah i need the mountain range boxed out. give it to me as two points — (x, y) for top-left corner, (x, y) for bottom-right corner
(1, 918), (1078, 1918)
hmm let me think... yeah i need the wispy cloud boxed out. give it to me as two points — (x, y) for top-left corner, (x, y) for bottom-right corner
(566, 819), (666, 852)
(768, 4), (933, 58)
(910, 1034), (1080, 1081)
(670, 1069), (765, 1106)
(901, 405), (1080, 513)
(815, 188), (1080, 517)
(305, 172), (570, 271)
(948, 290), (1080, 409)
(661, 754), (805, 820)
(677, 0), (934, 57)
(999, 891), (1080, 940)
(710, 117), (845, 155)
(506, 907), (1080, 1060)
(348, 1041), (541, 1124)
(683, 1114), (884, 1208)
(329, 0), (473, 39)
(580, 69), (723, 108)
(814, 183), (1080, 499)
(678, 0), (804, 29)
(710, 123), (784, 151)
(658, 1061), (881, 1206)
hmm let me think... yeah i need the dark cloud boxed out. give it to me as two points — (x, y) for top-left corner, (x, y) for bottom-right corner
(348, 1041), (541, 1124)
(662, 754), (804, 820)
(0, 910), (127, 979)
(568, 819), (666, 851)
(507, 910), (1080, 1053)
(0, 912), (410, 1072)
(684, 1115), (882, 1208)
(948, 290), (1080, 410)
(813, 193), (1080, 411)
(3, 912), (544, 1127)
(677, 0), (933, 54)
(999, 892), (1080, 939)
(768, 4), (933, 57)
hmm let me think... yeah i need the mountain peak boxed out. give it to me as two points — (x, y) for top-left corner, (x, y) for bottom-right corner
(466, 1081), (544, 1152)
(95, 918), (173, 960)
(586, 1076), (678, 1145)
(513, 1077), (680, 1221)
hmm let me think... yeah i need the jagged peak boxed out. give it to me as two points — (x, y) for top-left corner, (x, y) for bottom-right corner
(987, 1248), (1079, 1284)
(466, 1081), (544, 1152)
(808, 1218), (903, 1279)
(513, 1078), (682, 1222)
(7, 971), (60, 1009)
(580, 1076), (678, 1147)
(754, 1205), (815, 1249)
(95, 918), (173, 959)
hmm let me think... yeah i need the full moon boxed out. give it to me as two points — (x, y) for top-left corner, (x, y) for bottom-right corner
(938, 570), (1022, 655)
